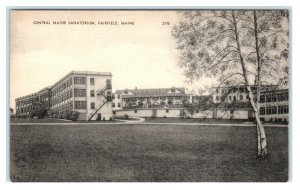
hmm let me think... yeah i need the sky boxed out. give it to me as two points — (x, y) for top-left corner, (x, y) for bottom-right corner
(10, 10), (194, 109)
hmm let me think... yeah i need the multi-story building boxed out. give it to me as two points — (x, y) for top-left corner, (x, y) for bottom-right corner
(212, 85), (279, 103)
(15, 92), (39, 117)
(15, 71), (113, 121)
(207, 85), (288, 121)
(259, 89), (289, 122)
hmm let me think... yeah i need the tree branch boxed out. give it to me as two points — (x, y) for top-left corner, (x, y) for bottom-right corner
(207, 50), (240, 71)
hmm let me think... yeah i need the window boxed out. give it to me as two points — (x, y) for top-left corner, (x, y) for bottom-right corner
(117, 94), (121, 99)
(230, 110), (234, 114)
(216, 88), (219, 93)
(75, 101), (86, 109)
(171, 88), (176, 93)
(240, 95), (243, 100)
(134, 110), (137, 113)
(124, 90), (128, 94)
(233, 96), (237, 101)
(228, 96), (232, 101)
(118, 103), (121, 107)
(74, 77), (86, 85)
(112, 94), (115, 99)
(90, 90), (95, 97)
(278, 105), (288, 114)
(278, 93), (288, 101)
(246, 95), (249, 99)
(266, 107), (272, 115)
(90, 102), (95, 109)
(260, 107), (266, 115)
(272, 106), (277, 114)
(112, 103), (115, 107)
(216, 96), (219, 101)
(106, 79), (112, 89)
(272, 94), (277, 102)
(166, 109), (169, 113)
(90, 78), (95, 85)
(113, 111), (116, 115)
(74, 89), (86, 97)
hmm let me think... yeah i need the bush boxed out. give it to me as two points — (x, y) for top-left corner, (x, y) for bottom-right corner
(68, 111), (79, 121)
(124, 114), (129, 120)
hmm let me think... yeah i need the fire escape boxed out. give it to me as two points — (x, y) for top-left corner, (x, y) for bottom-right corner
(88, 79), (112, 121)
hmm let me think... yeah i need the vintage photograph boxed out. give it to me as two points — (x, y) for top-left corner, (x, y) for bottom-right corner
(9, 10), (289, 182)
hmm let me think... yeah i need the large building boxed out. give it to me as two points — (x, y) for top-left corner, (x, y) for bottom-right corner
(208, 85), (289, 121)
(112, 87), (192, 117)
(15, 71), (113, 121)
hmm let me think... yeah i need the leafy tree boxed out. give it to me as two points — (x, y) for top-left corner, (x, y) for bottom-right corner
(29, 101), (48, 119)
(172, 10), (288, 157)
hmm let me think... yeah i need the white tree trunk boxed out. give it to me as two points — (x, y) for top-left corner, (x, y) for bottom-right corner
(232, 11), (267, 157)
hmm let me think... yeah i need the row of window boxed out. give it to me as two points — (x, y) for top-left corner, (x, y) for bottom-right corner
(215, 95), (249, 101)
(112, 103), (121, 107)
(74, 89), (86, 97)
(216, 87), (257, 94)
(74, 77), (86, 85)
(259, 105), (289, 115)
(52, 78), (73, 97)
(74, 101), (96, 110)
(51, 90), (73, 106)
(53, 102), (74, 113)
(16, 96), (39, 106)
(260, 93), (288, 103)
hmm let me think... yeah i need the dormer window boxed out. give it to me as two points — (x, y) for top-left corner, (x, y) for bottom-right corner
(171, 88), (176, 93)
(124, 90), (128, 94)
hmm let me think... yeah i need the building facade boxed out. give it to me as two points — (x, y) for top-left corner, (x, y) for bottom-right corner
(259, 89), (289, 122)
(15, 92), (39, 117)
(112, 87), (192, 117)
(209, 85), (288, 122)
(15, 71), (113, 121)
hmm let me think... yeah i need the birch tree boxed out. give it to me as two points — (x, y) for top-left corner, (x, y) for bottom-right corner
(172, 10), (288, 158)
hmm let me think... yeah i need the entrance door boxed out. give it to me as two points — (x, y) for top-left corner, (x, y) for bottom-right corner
(96, 113), (101, 121)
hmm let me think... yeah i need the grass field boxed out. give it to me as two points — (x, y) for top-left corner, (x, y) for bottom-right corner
(10, 124), (288, 182)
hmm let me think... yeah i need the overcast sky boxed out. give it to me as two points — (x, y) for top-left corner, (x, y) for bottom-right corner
(10, 10), (198, 109)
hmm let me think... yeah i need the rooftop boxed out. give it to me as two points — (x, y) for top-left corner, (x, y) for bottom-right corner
(51, 70), (112, 88)
(116, 87), (190, 98)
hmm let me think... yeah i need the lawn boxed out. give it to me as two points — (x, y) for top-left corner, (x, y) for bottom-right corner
(10, 124), (288, 182)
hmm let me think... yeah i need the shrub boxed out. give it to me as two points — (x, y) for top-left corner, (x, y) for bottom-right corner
(124, 114), (129, 120)
(70, 111), (80, 121)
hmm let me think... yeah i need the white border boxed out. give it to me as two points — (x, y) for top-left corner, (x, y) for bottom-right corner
(1, 0), (299, 190)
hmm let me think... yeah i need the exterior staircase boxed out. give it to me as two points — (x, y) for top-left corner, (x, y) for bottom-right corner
(88, 83), (112, 121)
